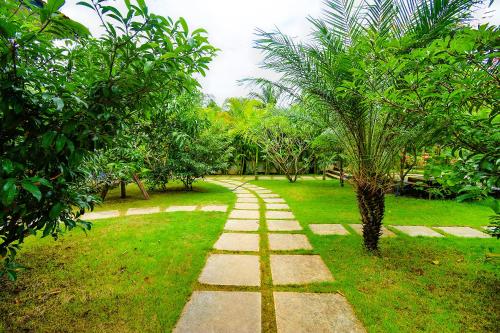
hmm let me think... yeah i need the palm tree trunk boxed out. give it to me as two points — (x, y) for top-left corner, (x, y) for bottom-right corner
(356, 184), (385, 252)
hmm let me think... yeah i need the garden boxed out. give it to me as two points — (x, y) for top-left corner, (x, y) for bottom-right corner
(0, 0), (499, 332)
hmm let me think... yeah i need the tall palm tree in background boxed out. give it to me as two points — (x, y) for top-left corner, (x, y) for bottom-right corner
(254, 0), (482, 252)
(248, 81), (282, 107)
(223, 98), (266, 175)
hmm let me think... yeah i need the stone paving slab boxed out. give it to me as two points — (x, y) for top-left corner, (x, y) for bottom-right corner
(254, 190), (273, 194)
(267, 220), (303, 231)
(349, 224), (395, 238)
(266, 211), (295, 219)
(83, 210), (120, 220)
(266, 203), (290, 210)
(214, 233), (260, 252)
(233, 189), (251, 194)
(274, 292), (365, 333)
(392, 225), (444, 237)
(225, 219), (260, 232)
(259, 193), (280, 198)
(199, 254), (260, 286)
(237, 197), (259, 203)
(270, 255), (334, 285)
(263, 198), (286, 203)
(165, 206), (197, 212)
(229, 209), (260, 219)
(234, 203), (260, 210)
(126, 207), (160, 216)
(434, 226), (490, 238)
(310, 224), (350, 235)
(236, 193), (257, 198)
(174, 291), (261, 333)
(200, 205), (228, 212)
(268, 234), (313, 251)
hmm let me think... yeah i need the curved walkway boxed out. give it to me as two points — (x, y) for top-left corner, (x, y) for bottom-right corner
(173, 179), (365, 333)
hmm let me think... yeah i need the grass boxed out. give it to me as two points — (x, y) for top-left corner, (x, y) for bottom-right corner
(93, 181), (232, 213)
(252, 179), (500, 332)
(0, 182), (234, 333)
(253, 180), (491, 228)
(1, 178), (498, 332)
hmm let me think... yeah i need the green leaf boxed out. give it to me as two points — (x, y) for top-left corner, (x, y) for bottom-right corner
(192, 28), (207, 35)
(41, 131), (57, 148)
(1, 159), (14, 174)
(179, 17), (188, 34)
(53, 97), (64, 111)
(161, 52), (176, 60)
(6, 270), (17, 282)
(2, 179), (17, 206)
(144, 61), (154, 75)
(49, 203), (64, 219)
(56, 17), (91, 36)
(136, 0), (146, 10)
(76, 1), (94, 10)
(21, 180), (42, 201)
(55, 135), (66, 153)
(0, 18), (16, 38)
(43, 0), (66, 21)
(102, 6), (123, 21)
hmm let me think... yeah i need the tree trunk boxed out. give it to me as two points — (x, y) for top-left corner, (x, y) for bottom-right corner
(120, 181), (126, 199)
(240, 157), (246, 175)
(322, 166), (326, 180)
(133, 174), (150, 200)
(398, 148), (406, 196)
(254, 147), (259, 181)
(339, 158), (344, 187)
(100, 184), (109, 200)
(356, 184), (385, 252)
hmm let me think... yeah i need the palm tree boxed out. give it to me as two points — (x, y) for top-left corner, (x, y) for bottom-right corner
(254, 0), (480, 252)
(248, 82), (282, 107)
(224, 98), (266, 175)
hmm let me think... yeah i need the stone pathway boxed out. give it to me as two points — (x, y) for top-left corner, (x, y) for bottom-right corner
(82, 204), (229, 220)
(308, 223), (489, 238)
(174, 179), (365, 333)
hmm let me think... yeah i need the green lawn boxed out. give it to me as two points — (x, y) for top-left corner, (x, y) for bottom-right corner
(0, 182), (234, 333)
(253, 179), (499, 333)
(254, 180), (491, 228)
(92, 181), (233, 213)
(1, 179), (498, 332)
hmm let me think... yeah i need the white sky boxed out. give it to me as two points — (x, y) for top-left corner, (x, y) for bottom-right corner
(62, 0), (500, 104)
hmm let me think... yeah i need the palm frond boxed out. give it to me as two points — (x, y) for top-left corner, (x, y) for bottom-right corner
(364, 0), (397, 37)
(394, 0), (480, 41)
(320, 0), (364, 45)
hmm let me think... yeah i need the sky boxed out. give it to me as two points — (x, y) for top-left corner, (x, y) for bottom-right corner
(62, 0), (500, 104)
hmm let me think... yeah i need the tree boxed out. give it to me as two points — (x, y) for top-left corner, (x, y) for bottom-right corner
(381, 26), (499, 236)
(248, 81), (282, 106)
(253, 108), (317, 182)
(312, 129), (346, 184)
(140, 92), (232, 191)
(224, 98), (266, 175)
(0, 0), (215, 278)
(166, 98), (233, 190)
(253, 0), (482, 252)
